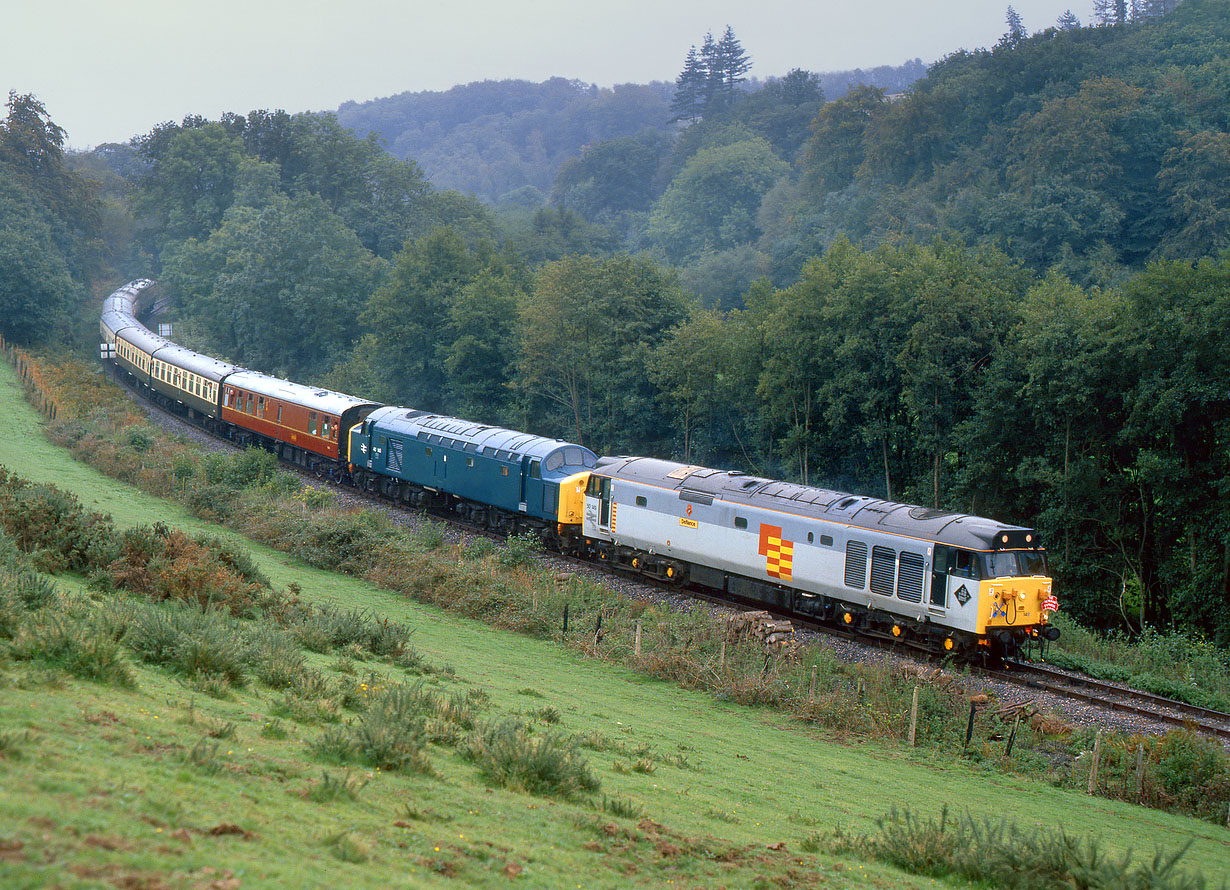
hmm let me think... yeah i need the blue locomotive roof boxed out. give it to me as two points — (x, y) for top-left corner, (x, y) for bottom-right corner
(365, 407), (598, 479)
(595, 455), (1039, 552)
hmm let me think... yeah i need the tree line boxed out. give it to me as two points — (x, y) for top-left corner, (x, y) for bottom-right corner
(0, 92), (104, 346)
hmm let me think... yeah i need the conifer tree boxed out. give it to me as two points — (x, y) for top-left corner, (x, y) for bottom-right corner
(699, 31), (723, 111)
(1056, 9), (1081, 29)
(670, 46), (706, 122)
(716, 26), (752, 92)
(1002, 6), (1027, 45)
(1092, 0), (1128, 25)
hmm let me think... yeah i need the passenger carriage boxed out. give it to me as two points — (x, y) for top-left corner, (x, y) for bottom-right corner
(220, 370), (380, 470)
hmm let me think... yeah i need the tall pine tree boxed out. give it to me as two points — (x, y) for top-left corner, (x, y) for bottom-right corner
(670, 46), (706, 123)
(1002, 6), (1027, 45)
(716, 26), (752, 93)
(1056, 9), (1081, 29)
(1092, 0), (1128, 25)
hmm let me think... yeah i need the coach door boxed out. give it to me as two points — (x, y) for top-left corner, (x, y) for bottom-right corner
(584, 475), (612, 533)
(930, 546), (950, 608)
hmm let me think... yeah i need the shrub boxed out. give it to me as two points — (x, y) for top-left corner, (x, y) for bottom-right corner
(600, 795), (644, 820)
(289, 515), (381, 571)
(11, 612), (135, 688)
(349, 706), (432, 773)
(498, 533), (543, 569)
(260, 719), (287, 739)
(822, 807), (1204, 890)
(186, 738), (222, 774)
(411, 522), (447, 552)
(1149, 731), (1230, 819)
(461, 719), (599, 800)
(124, 602), (246, 685)
(185, 484), (239, 521)
(462, 537), (496, 560)
(272, 692), (340, 725)
(0, 471), (120, 573)
(202, 448), (287, 489)
(125, 426), (154, 453)
(103, 526), (267, 617)
(247, 629), (307, 689)
(308, 770), (369, 804)
(309, 726), (358, 763)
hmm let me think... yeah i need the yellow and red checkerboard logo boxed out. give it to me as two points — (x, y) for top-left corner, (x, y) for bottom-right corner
(758, 523), (793, 580)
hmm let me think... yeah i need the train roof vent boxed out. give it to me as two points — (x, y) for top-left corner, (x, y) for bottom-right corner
(907, 507), (956, 521)
(315, 391), (329, 397)
(834, 496), (861, 510)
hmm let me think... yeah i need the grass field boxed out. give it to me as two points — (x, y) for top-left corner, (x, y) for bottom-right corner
(1, 358), (1228, 889)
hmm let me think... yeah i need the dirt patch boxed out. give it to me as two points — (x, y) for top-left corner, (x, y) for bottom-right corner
(68, 863), (172, 890)
(83, 710), (122, 726)
(207, 823), (255, 840)
(188, 866), (241, 890)
(85, 834), (135, 851)
(0, 838), (25, 862)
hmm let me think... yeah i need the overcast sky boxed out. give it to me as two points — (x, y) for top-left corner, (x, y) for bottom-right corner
(8, 0), (1093, 149)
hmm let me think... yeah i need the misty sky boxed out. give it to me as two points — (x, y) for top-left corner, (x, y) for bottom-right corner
(8, 0), (1092, 149)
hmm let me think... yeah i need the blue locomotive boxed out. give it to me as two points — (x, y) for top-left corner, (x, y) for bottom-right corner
(348, 406), (598, 536)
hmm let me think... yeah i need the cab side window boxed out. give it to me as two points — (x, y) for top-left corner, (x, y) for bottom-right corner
(950, 549), (979, 579)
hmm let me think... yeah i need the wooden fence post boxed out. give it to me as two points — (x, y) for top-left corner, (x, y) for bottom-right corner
(562, 603), (569, 633)
(1135, 745), (1144, 799)
(634, 619), (642, 656)
(1087, 730), (1103, 795)
(908, 685), (920, 748)
(1005, 712), (1021, 757)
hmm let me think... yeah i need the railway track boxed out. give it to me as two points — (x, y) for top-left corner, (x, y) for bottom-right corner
(990, 661), (1230, 743)
(113, 365), (1230, 743)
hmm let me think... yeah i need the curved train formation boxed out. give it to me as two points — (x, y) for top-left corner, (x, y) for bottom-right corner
(102, 280), (1060, 659)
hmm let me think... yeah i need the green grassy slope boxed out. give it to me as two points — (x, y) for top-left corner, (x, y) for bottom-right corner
(1, 359), (1227, 888)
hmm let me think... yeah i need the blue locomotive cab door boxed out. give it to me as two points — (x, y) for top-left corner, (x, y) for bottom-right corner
(524, 459), (550, 519)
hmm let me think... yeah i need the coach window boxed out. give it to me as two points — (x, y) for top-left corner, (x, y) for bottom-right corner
(635, 496), (647, 507)
(309, 412), (318, 435)
(501, 467), (509, 477)
(734, 517), (748, 529)
(321, 417), (331, 438)
(425, 446), (432, 457)
(465, 457), (475, 468)
(246, 393), (254, 414)
(951, 549), (979, 579)
(276, 405), (282, 423)
(529, 460), (541, 479)
(256, 396), (265, 418)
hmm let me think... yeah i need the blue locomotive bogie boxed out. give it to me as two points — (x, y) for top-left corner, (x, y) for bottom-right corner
(349, 407), (598, 534)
